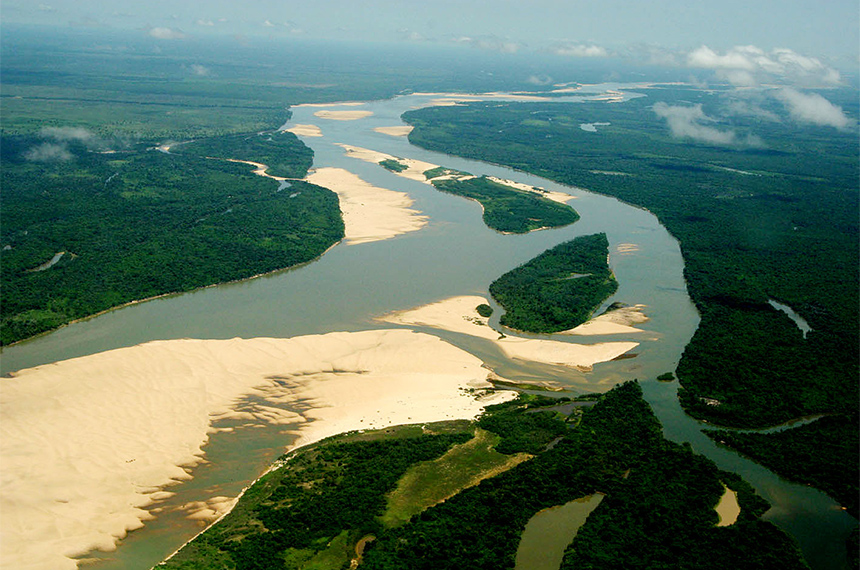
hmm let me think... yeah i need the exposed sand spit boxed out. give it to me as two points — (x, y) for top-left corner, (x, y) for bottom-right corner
(284, 124), (323, 137)
(566, 304), (649, 336)
(374, 126), (414, 137)
(0, 330), (513, 569)
(313, 110), (374, 121)
(305, 167), (428, 245)
(378, 295), (638, 371)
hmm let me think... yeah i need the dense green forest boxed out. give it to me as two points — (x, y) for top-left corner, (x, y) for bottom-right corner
(0, 132), (343, 345)
(489, 233), (618, 332)
(160, 383), (808, 570)
(428, 175), (579, 233)
(402, 90), (859, 511)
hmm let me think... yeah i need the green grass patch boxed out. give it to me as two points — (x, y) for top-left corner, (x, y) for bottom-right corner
(381, 428), (531, 528)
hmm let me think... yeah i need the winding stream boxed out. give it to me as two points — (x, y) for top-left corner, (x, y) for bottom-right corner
(1, 88), (854, 570)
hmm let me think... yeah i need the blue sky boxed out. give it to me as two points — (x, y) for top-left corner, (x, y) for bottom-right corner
(3, 0), (858, 66)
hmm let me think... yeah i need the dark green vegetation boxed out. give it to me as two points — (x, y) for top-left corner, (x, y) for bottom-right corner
(429, 175), (579, 233)
(475, 303), (494, 318)
(174, 131), (313, 179)
(160, 384), (808, 570)
(379, 159), (408, 173)
(489, 233), (618, 333)
(402, 90), (859, 509)
(0, 133), (343, 345)
(705, 414), (860, 518)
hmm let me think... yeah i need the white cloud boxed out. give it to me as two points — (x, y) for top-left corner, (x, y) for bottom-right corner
(454, 36), (521, 54)
(196, 19), (215, 27)
(24, 143), (73, 162)
(687, 45), (841, 87)
(552, 43), (609, 58)
(527, 74), (553, 86)
(40, 126), (97, 143)
(653, 102), (762, 146)
(190, 64), (210, 77)
(724, 99), (781, 122)
(774, 88), (851, 128)
(149, 27), (185, 40)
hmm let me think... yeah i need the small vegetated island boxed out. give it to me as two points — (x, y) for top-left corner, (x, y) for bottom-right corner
(425, 169), (579, 234)
(0, 129), (343, 345)
(159, 382), (808, 570)
(379, 156), (579, 234)
(490, 233), (618, 333)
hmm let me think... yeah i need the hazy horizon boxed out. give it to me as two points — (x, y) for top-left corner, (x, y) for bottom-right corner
(2, 0), (858, 69)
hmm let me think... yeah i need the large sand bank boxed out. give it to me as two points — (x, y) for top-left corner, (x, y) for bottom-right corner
(0, 330), (514, 570)
(313, 110), (373, 121)
(378, 295), (638, 371)
(305, 167), (428, 245)
(374, 125), (414, 137)
(284, 124), (323, 137)
(566, 304), (649, 336)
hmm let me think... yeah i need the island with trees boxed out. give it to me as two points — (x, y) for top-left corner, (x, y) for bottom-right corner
(489, 233), (618, 333)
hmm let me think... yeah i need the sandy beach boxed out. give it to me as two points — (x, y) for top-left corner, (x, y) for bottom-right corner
(378, 295), (639, 371)
(284, 124), (323, 137)
(715, 485), (741, 526)
(313, 110), (374, 121)
(0, 330), (514, 570)
(565, 304), (649, 336)
(374, 126), (414, 137)
(305, 167), (428, 245)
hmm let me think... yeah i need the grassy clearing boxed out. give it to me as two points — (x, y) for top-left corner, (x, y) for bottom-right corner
(380, 428), (532, 528)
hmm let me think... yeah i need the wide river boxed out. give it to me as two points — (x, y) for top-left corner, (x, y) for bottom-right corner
(1, 88), (854, 570)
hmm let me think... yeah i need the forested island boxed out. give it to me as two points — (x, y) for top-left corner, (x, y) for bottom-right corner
(489, 233), (617, 333)
(427, 174), (579, 234)
(402, 94), (859, 516)
(159, 382), (808, 570)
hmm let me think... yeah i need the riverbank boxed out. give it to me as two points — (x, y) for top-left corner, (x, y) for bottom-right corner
(0, 330), (514, 570)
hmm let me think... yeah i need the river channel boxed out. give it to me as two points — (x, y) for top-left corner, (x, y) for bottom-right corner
(1, 88), (854, 569)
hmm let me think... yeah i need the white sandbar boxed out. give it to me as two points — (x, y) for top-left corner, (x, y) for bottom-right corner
(378, 295), (638, 371)
(566, 304), (649, 336)
(374, 126), (414, 137)
(0, 330), (514, 570)
(305, 167), (428, 245)
(313, 110), (374, 121)
(284, 124), (323, 137)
